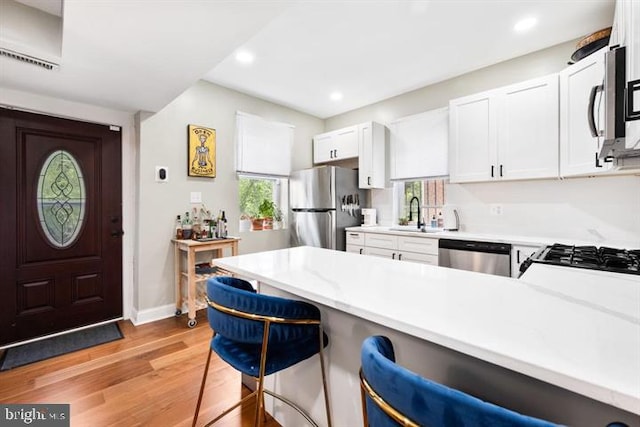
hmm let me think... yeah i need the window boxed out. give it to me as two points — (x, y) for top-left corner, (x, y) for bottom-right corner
(396, 178), (446, 226)
(238, 175), (288, 230)
(235, 111), (293, 231)
(37, 150), (86, 247)
(235, 111), (294, 176)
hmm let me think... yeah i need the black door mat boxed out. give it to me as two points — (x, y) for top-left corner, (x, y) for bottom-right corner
(0, 323), (123, 371)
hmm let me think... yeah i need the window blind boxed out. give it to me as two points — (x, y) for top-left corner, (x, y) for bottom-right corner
(235, 111), (294, 176)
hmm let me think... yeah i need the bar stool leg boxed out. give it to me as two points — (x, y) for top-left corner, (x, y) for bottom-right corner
(318, 325), (332, 427)
(254, 321), (271, 427)
(193, 348), (213, 427)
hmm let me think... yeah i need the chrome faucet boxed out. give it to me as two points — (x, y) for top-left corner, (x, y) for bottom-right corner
(408, 196), (423, 229)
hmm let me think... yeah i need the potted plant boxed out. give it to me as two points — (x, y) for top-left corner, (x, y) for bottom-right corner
(239, 213), (252, 232)
(273, 206), (284, 230)
(258, 199), (276, 230)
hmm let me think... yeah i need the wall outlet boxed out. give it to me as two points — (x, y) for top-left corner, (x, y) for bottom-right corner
(489, 204), (503, 216)
(190, 191), (202, 203)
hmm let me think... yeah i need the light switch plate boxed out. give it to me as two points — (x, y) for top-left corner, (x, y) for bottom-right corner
(155, 166), (168, 182)
(190, 192), (202, 203)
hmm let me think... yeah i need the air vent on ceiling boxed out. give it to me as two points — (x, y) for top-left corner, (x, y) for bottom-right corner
(0, 48), (59, 70)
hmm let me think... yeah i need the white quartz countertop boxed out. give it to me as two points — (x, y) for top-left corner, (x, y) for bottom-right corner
(345, 226), (640, 249)
(214, 246), (640, 415)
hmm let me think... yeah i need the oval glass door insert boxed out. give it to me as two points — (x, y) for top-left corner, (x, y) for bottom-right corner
(37, 150), (86, 248)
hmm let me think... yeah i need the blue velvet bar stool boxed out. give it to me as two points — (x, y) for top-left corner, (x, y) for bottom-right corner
(359, 335), (558, 427)
(193, 276), (332, 427)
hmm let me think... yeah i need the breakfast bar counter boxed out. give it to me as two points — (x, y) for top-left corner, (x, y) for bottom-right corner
(214, 246), (640, 426)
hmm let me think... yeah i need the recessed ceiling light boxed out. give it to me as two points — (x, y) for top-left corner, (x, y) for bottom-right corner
(330, 92), (343, 101)
(235, 50), (254, 64)
(514, 17), (537, 33)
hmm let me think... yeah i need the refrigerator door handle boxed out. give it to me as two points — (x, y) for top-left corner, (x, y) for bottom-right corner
(327, 211), (336, 249)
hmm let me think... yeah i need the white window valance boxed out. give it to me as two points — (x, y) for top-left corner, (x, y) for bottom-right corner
(235, 111), (294, 176)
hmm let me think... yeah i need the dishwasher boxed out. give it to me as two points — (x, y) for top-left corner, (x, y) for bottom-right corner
(438, 239), (512, 277)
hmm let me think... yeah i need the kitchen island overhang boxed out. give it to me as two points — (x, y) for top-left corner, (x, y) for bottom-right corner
(213, 246), (640, 426)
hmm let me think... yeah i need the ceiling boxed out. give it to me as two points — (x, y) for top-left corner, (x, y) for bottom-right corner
(0, 1), (615, 118)
(0, 0), (289, 113)
(14, 0), (62, 17)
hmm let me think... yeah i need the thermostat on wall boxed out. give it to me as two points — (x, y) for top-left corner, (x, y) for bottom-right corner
(155, 166), (168, 182)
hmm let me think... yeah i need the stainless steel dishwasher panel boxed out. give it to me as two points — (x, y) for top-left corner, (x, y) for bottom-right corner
(438, 239), (511, 277)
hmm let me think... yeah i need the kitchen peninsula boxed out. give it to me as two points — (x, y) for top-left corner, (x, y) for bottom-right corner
(214, 246), (640, 427)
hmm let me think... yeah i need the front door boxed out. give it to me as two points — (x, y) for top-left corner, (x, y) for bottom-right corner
(0, 108), (123, 346)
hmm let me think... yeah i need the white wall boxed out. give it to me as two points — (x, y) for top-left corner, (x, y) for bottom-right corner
(136, 80), (323, 313)
(0, 87), (137, 321)
(325, 41), (640, 246)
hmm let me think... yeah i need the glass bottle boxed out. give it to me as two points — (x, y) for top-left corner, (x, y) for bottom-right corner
(221, 210), (227, 238)
(182, 212), (192, 239)
(202, 219), (210, 238)
(175, 215), (183, 239)
(192, 215), (201, 239)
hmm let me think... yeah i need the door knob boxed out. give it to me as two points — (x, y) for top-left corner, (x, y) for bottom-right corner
(111, 230), (125, 237)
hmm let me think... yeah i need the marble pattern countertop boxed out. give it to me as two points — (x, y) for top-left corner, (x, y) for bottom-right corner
(214, 246), (640, 415)
(345, 225), (640, 249)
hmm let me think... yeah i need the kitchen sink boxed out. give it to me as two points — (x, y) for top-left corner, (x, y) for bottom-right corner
(389, 226), (441, 233)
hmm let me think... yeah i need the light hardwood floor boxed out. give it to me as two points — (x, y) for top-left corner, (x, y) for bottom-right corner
(0, 311), (280, 427)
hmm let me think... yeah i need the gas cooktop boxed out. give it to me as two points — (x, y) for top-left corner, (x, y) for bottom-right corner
(521, 243), (640, 275)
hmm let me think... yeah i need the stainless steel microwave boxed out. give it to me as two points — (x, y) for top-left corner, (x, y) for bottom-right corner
(591, 46), (640, 163)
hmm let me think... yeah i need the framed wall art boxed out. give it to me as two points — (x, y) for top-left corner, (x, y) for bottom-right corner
(187, 124), (216, 178)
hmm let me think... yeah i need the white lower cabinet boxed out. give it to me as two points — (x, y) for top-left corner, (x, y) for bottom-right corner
(346, 245), (364, 254)
(346, 231), (365, 254)
(364, 233), (397, 250)
(361, 233), (438, 265)
(397, 236), (438, 265)
(364, 247), (396, 259)
(511, 244), (540, 278)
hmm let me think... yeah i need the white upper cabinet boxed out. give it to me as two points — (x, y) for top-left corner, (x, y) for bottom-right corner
(559, 48), (611, 176)
(313, 125), (359, 163)
(449, 74), (559, 183)
(358, 121), (387, 189)
(449, 90), (498, 182)
(498, 74), (559, 180)
(389, 107), (449, 180)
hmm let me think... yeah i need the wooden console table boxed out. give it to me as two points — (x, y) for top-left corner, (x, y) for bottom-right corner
(172, 237), (240, 327)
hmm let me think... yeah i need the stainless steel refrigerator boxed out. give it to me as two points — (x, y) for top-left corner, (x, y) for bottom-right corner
(290, 166), (364, 251)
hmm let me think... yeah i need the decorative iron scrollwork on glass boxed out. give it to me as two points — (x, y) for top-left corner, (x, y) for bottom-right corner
(37, 150), (86, 248)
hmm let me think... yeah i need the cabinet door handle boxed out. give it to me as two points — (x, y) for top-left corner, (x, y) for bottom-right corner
(329, 150), (333, 159)
(334, 149), (338, 158)
(359, 248), (363, 254)
(595, 152), (603, 168)
(517, 249), (521, 264)
(349, 233), (359, 237)
(367, 176), (371, 185)
(398, 253), (402, 261)
(499, 164), (503, 177)
(491, 165), (495, 177)
(392, 253), (396, 260)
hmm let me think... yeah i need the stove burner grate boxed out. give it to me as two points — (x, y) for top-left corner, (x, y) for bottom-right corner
(532, 243), (640, 275)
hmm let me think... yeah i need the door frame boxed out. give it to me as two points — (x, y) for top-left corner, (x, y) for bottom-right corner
(0, 92), (135, 346)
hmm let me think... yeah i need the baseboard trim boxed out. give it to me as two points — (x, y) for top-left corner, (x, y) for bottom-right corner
(130, 304), (176, 326)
